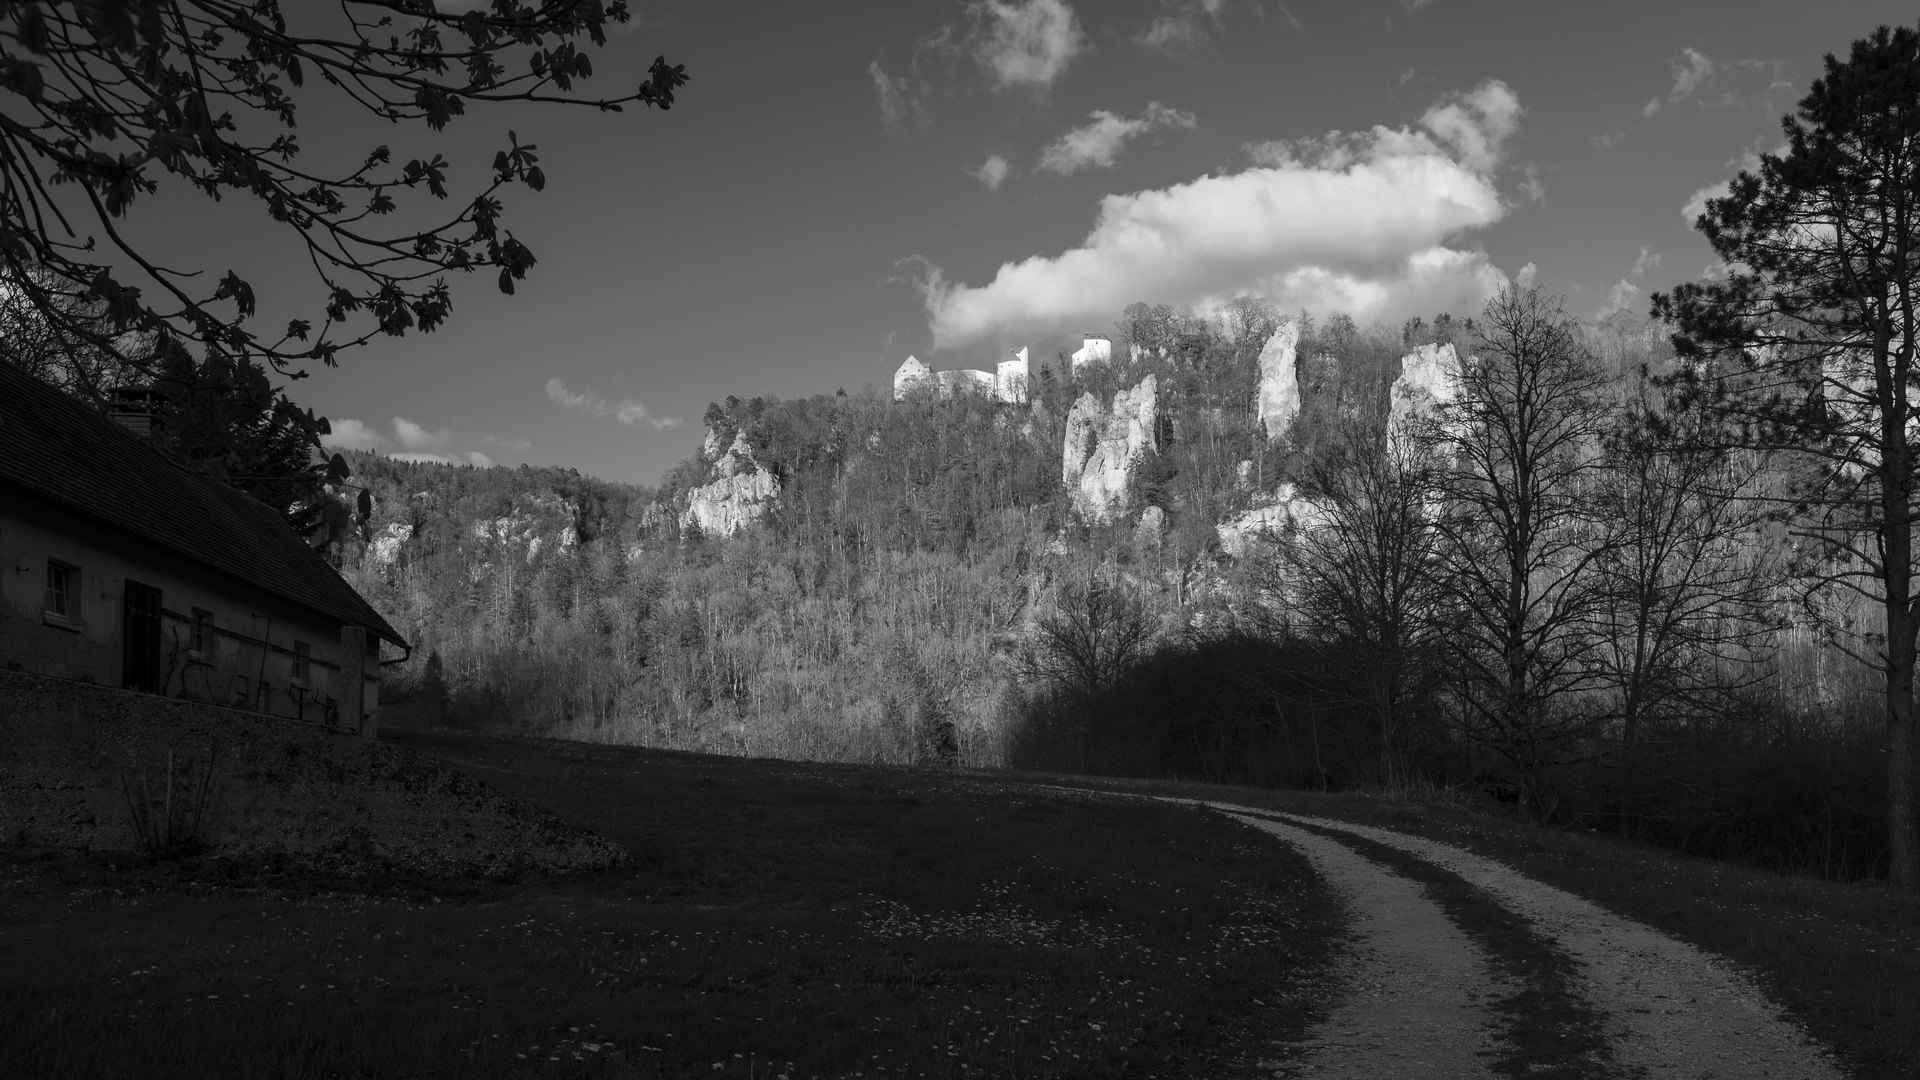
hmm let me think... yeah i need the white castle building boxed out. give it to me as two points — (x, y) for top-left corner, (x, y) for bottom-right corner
(893, 347), (1030, 405)
(1070, 334), (1112, 369)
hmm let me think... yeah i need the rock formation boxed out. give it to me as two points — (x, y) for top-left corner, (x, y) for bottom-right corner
(1062, 374), (1159, 524)
(683, 430), (779, 537)
(1257, 321), (1301, 441)
(1387, 342), (1458, 454)
(365, 521), (412, 571)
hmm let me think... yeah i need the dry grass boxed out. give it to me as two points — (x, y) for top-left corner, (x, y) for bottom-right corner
(0, 730), (1342, 1079)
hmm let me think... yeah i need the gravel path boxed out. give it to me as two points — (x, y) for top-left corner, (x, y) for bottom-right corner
(1225, 812), (1510, 1078)
(1204, 802), (1848, 1080)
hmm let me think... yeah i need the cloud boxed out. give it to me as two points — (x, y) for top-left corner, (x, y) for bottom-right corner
(1630, 246), (1661, 278)
(545, 378), (681, 430)
(392, 416), (450, 452)
(918, 82), (1524, 348)
(1597, 279), (1643, 321)
(972, 153), (1012, 190)
(1137, 0), (1229, 52)
(1038, 103), (1198, 175)
(320, 418), (383, 451)
(483, 433), (532, 452)
(1416, 80), (1521, 175)
(972, 0), (1083, 90)
(1590, 130), (1625, 151)
(1680, 142), (1777, 225)
(869, 59), (931, 136)
(1515, 262), (1538, 289)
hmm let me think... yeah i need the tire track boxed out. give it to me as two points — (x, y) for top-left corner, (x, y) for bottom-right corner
(1227, 813), (1511, 1078)
(1219, 804), (1848, 1080)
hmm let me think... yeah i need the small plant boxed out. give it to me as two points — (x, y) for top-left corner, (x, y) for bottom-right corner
(119, 747), (219, 860)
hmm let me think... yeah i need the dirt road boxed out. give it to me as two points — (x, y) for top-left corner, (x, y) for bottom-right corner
(1210, 803), (1846, 1080)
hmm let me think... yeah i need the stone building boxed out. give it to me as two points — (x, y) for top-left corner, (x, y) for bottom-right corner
(0, 364), (406, 735)
(892, 346), (1031, 405)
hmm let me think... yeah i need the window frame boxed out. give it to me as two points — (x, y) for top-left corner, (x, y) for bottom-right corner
(42, 558), (81, 629)
(189, 608), (214, 660)
(291, 640), (312, 687)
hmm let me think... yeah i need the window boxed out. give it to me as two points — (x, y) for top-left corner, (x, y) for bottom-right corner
(189, 608), (214, 658)
(44, 560), (75, 620)
(292, 641), (311, 685)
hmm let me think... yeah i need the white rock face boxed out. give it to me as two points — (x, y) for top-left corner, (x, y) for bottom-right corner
(683, 430), (779, 537)
(1062, 374), (1159, 524)
(1071, 335), (1113, 370)
(1136, 505), (1166, 548)
(365, 521), (412, 570)
(1257, 321), (1301, 441)
(1388, 342), (1458, 454)
(893, 355), (933, 399)
(1215, 483), (1329, 558)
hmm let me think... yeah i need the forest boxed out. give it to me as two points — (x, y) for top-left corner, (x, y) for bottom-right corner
(332, 290), (1888, 884)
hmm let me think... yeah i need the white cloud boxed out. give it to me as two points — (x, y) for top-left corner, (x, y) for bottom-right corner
(466, 451), (495, 468)
(869, 59), (931, 136)
(1590, 130), (1625, 151)
(972, 153), (1012, 190)
(483, 433), (532, 451)
(972, 0), (1083, 90)
(1597, 279), (1643, 320)
(1681, 142), (1778, 225)
(1038, 103), (1198, 175)
(1630, 246), (1661, 278)
(320, 418), (384, 451)
(1137, 0), (1229, 52)
(1515, 262), (1538, 288)
(1416, 80), (1521, 175)
(392, 417), (450, 451)
(1670, 47), (1716, 103)
(545, 378), (681, 430)
(920, 83), (1523, 348)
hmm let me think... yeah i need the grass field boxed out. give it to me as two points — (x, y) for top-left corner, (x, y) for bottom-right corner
(1040, 773), (1920, 1080)
(0, 731), (1344, 1079)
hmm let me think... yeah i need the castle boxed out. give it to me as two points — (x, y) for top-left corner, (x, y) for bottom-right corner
(891, 335), (1113, 404)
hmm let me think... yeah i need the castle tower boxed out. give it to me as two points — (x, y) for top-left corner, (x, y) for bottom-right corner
(1070, 334), (1112, 370)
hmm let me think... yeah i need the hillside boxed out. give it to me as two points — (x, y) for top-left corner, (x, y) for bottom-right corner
(330, 298), (1888, 883)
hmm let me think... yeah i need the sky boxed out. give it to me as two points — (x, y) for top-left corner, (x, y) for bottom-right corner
(108, 0), (1920, 486)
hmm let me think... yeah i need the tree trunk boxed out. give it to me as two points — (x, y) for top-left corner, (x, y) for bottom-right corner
(1886, 618), (1918, 888)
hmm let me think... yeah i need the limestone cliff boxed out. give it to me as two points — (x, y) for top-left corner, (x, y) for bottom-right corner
(683, 430), (779, 537)
(1062, 374), (1159, 524)
(1388, 342), (1458, 452)
(1257, 321), (1301, 441)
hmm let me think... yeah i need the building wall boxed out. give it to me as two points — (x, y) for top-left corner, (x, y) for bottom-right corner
(0, 484), (381, 732)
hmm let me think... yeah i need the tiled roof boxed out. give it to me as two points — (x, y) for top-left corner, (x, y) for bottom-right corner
(0, 364), (406, 649)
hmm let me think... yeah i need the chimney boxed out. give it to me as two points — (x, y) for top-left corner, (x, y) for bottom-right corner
(108, 387), (167, 439)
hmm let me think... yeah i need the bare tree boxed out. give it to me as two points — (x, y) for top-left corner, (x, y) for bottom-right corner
(1431, 286), (1614, 813)
(1029, 574), (1157, 698)
(1282, 413), (1450, 787)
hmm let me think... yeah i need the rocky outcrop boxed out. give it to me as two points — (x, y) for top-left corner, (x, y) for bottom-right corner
(1063, 374), (1159, 524)
(1388, 342), (1458, 453)
(365, 521), (412, 571)
(683, 430), (779, 537)
(1257, 321), (1301, 441)
(1215, 483), (1332, 558)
